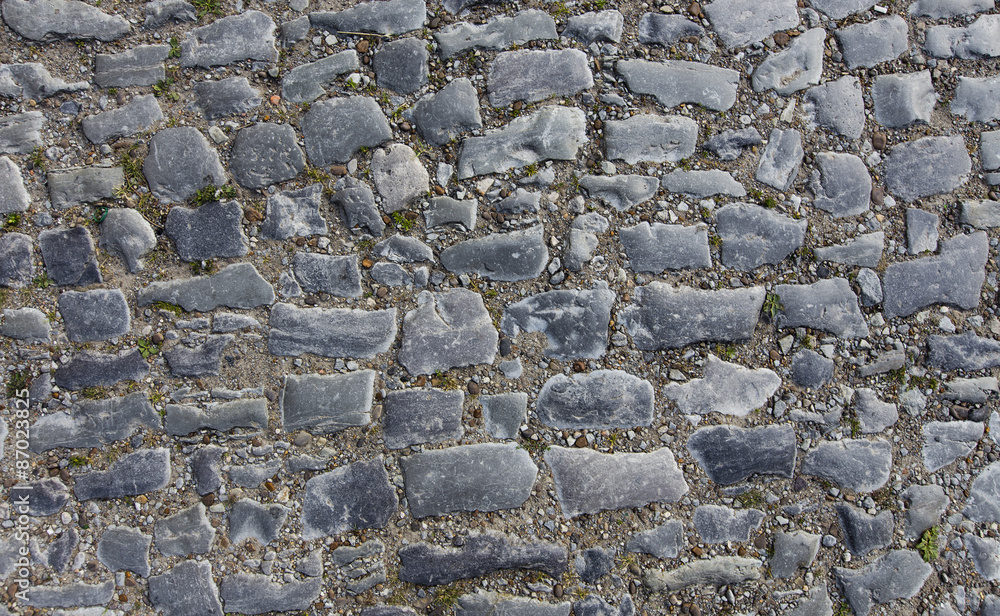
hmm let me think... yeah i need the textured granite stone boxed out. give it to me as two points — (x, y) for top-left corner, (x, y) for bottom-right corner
(537, 370), (653, 429)
(686, 424), (795, 485)
(268, 303), (397, 358)
(383, 388), (464, 449)
(302, 457), (397, 539)
(74, 448), (171, 500)
(500, 283), (613, 359)
(488, 49), (592, 107)
(138, 263), (273, 312)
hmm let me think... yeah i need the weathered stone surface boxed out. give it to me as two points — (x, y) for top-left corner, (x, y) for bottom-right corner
(835, 551), (932, 616)
(258, 184), (327, 239)
(810, 0), (877, 17)
(566, 228), (599, 271)
(166, 200), (248, 261)
(145, 127), (226, 203)
(58, 288), (130, 342)
(902, 484), (948, 539)
(374, 234), (434, 262)
(703, 0), (798, 47)
(664, 355), (781, 417)
(229, 459), (281, 488)
(11, 479), (68, 516)
(501, 284), (613, 360)
(801, 438), (892, 493)
(2, 0), (129, 41)
(884, 136), (971, 201)
(836, 504), (893, 556)
(302, 457), (397, 538)
(752, 28), (824, 95)
(212, 313), (260, 333)
(546, 446), (687, 518)
(96, 526), (151, 577)
(536, 370), (652, 429)
(81, 95), (163, 144)
(909, 0), (993, 15)
(191, 445), (223, 495)
(293, 253), (362, 297)
(962, 200), (1000, 229)
(925, 14), (1000, 59)
(373, 37), (428, 95)
(99, 208), (157, 272)
(33, 529), (74, 572)
(717, 203), (806, 270)
(488, 49), (593, 106)
(309, 0), (425, 36)
(964, 534), (1000, 581)
(458, 106), (586, 178)
(928, 331), (1000, 371)
(458, 592), (570, 616)
(180, 11), (276, 67)
(620, 283), (765, 350)
(48, 166), (123, 210)
(882, 232), (988, 318)
(644, 557), (762, 592)
(74, 448), (171, 500)
(0, 157), (28, 214)
(579, 174), (659, 211)
(138, 263), (273, 312)
(54, 349), (148, 390)
(412, 78), (482, 146)
(333, 177), (384, 236)
(281, 371), (374, 433)
(875, 71), (939, 131)
(144, 0), (197, 27)
(434, 10), (556, 58)
(0, 62), (89, 100)
(575, 547), (614, 584)
(192, 77), (261, 120)
(802, 76), (865, 139)
(371, 143), (429, 213)
(229, 499), (288, 545)
(755, 128), (803, 191)
(695, 505), (763, 543)
(24, 582), (115, 608)
(440, 225), (547, 282)
(604, 114), (697, 164)
(370, 262), (411, 286)
(703, 127), (762, 160)
(620, 222), (711, 273)
(775, 279), (870, 338)
(770, 531), (820, 579)
(148, 560), (222, 616)
(282, 50), (358, 103)
(220, 574), (322, 615)
(165, 398), (268, 435)
(94, 44), (167, 87)
(0, 111), (42, 154)
(661, 169), (745, 198)
(922, 421), (982, 472)
(400, 534), (567, 591)
(686, 424), (795, 485)
(853, 388), (898, 434)
(966, 462), (1000, 522)
(398, 289), (497, 373)
(269, 302), (397, 357)
(564, 10), (623, 43)
(814, 233), (883, 267)
(951, 75), (1000, 122)
(229, 123), (304, 189)
(302, 97), (391, 166)
(39, 226), (101, 286)
(943, 376), (999, 403)
(905, 208), (939, 255)
(810, 152), (871, 217)
(155, 502), (214, 556)
(837, 16), (908, 69)
(425, 196), (476, 230)
(481, 393), (527, 440)
(384, 389), (463, 449)
(637, 12), (704, 45)
(1, 307), (49, 341)
(403, 444), (536, 517)
(617, 60), (739, 111)
(163, 334), (233, 377)
(627, 520), (684, 559)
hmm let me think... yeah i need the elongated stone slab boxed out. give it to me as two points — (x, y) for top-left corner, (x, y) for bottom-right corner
(619, 283), (765, 350)
(661, 169), (745, 198)
(775, 278), (870, 338)
(165, 399), (268, 435)
(638, 12), (704, 45)
(1, 62), (88, 101)
(717, 203), (806, 270)
(755, 128), (803, 191)
(579, 174), (659, 211)
(616, 60), (739, 111)
(138, 263), (274, 312)
(81, 95), (163, 144)
(620, 222), (711, 273)
(281, 371), (374, 433)
(922, 421), (982, 472)
(302, 457), (397, 538)
(545, 446), (687, 518)
(54, 348), (148, 390)
(48, 166), (124, 209)
(835, 551), (932, 616)
(180, 11), (276, 67)
(302, 97), (391, 166)
(686, 424), (795, 485)
(268, 302), (397, 358)
(537, 370), (653, 429)
(282, 50), (358, 103)
(374, 234), (434, 263)
(2, 0), (129, 41)
(309, 0), (425, 36)
(909, 0), (993, 17)
(458, 106), (586, 179)
(398, 289), (498, 374)
(928, 331), (1000, 371)
(149, 560), (222, 616)
(94, 44), (168, 87)
(664, 355), (780, 416)
(801, 438), (892, 493)
(30, 392), (158, 452)
(884, 136), (971, 201)
(0, 111), (43, 154)
(814, 233), (883, 267)
(644, 557), (762, 591)
(752, 28), (824, 95)
(500, 283), (613, 360)
(163, 334), (233, 377)
(398, 531), (567, 586)
(402, 444), (537, 518)
(924, 14), (1000, 59)
(434, 10), (557, 58)
(1, 307), (48, 341)
(74, 448), (171, 500)
(440, 225), (547, 282)
(882, 232), (988, 318)
(962, 200), (1000, 228)
(384, 389), (463, 449)
(220, 574), (322, 615)
(488, 49), (592, 107)
(25, 582), (115, 608)
(58, 288), (130, 342)
(695, 505), (764, 543)
(293, 253), (362, 297)
(604, 114), (698, 164)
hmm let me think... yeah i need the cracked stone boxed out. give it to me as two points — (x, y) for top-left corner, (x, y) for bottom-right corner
(281, 371), (374, 434)
(155, 502), (214, 556)
(924, 14), (1000, 59)
(53, 349), (148, 391)
(99, 207), (157, 272)
(220, 574), (322, 615)
(399, 289), (498, 374)
(39, 226), (101, 286)
(180, 11), (276, 67)
(293, 253), (362, 297)
(399, 531), (567, 585)
(660, 169), (746, 198)
(93, 45), (167, 87)
(695, 505), (764, 543)
(282, 50), (358, 103)
(814, 233), (883, 268)
(637, 13), (704, 46)
(627, 520), (684, 559)
(81, 95), (163, 144)
(309, 0), (425, 36)
(803, 76), (865, 139)
(664, 355), (781, 417)
(148, 560), (222, 616)
(644, 557), (762, 592)
(165, 398), (268, 435)
(2, 0), (129, 41)
(163, 334), (233, 377)
(810, 152), (871, 217)
(835, 551), (932, 616)
(333, 177), (384, 236)
(434, 10), (556, 58)
(412, 78), (483, 146)
(268, 303), (397, 358)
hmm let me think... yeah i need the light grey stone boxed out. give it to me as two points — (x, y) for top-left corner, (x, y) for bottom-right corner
(180, 11), (276, 67)
(412, 78), (482, 146)
(155, 502), (214, 556)
(137, 262), (273, 311)
(434, 10), (556, 58)
(81, 95), (163, 144)
(814, 233), (883, 267)
(0, 111), (42, 154)
(384, 389), (463, 449)
(909, 0), (994, 14)
(906, 208), (939, 254)
(500, 283), (613, 360)
(961, 200), (1000, 229)
(458, 591), (570, 616)
(686, 424), (795, 485)
(925, 14), (1000, 59)
(333, 176), (384, 236)
(965, 534), (1000, 580)
(293, 252), (361, 297)
(165, 398), (268, 435)
(371, 143), (429, 213)
(755, 128), (803, 191)
(922, 420), (983, 472)
(644, 557), (762, 592)
(296, 550), (323, 577)
(661, 169), (745, 198)
(144, 0), (197, 28)
(25, 582), (114, 608)
(48, 166), (123, 209)
(96, 527), (151, 577)
(0, 62), (88, 100)
(703, 127), (763, 160)
(370, 262), (410, 286)
(604, 113), (697, 164)
(942, 376), (998, 403)
(882, 232), (988, 318)
(703, 0), (798, 47)
(302, 96), (391, 166)
(302, 457), (397, 538)
(856, 268), (883, 307)
(900, 388), (928, 417)
(884, 135), (971, 201)
(53, 349), (148, 390)
(564, 10), (623, 43)
(145, 127), (226, 203)
(458, 106), (586, 178)
(398, 289), (498, 374)
(163, 334), (233, 377)
(928, 331), (1000, 371)
(58, 288), (129, 342)
(440, 225), (547, 282)
(637, 12), (704, 45)
(853, 388), (898, 434)
(695, 505), (763, 543)
(220, 574), (322, 615)
(620, 222), (711, 273)
(836, 504), (893, 556)
(1, 307), (49, 341)
(546, 446), (687, 518)
(566, 228), (599, 271)
(801, 438), (892, 493)
(579, 174), (659, 211)
(620, 283), (765, 349)
(664, 354), (780, 417)
(282, 50), (358, 103)
(752, 28), (824, 95)
(536, 370), (652, 429)
(148, 560), (222, 616)
(39, 226), (101, 286)
(802, 76), (865, 139)
(99, 208), (156, 272)
(481, 393), (527, 440)
(191, 446), (222, 495)
(74, 448), (171, 500)
(92, 45), (166, 88)
(0, 156), (28, 214)
(374, 234), (433, 262)
(902, 484), (948, 540)
(617, 59), (739, 111)
(982, 131), (1000, 173)
(372, 37), (427, 95)
(425, 196), (476, 230)
(309, 0), (425, 36)
(775, 278), (870, 338)
(229, 459), (281, 488)
(837, 16), (908, 69)
(229, 499), (288, 545)
(873, 71), (936, 127)
(791, 349), (835, 389)
(810, 152), (871, 217)
(810, 0), (877, 17)
(835, 551), (932, 616)
(627, 520), (684, 559)
(717, 202), (806, 270)
(229, 123), (304, 189)
(2, 0), (129, 41)
(258, 183), (326, 239)
(770, 531), (820, 579)
(952, 75), (1000, 122)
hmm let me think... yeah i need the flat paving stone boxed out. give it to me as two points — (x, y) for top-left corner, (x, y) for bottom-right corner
(165, 398), (268, 435)
(144, 127), (227, 203)
(854, 388), (898, 433)
(0, 111), (43, 154)
(425, 196), (477, 230)
(269, 302), (397, 358)
(333, 177), (384, 236)
(620, 222), (711, 273)
(148, 560), (222, 616)
(814, 233), (883, 267)
(694, 505), (764, 543)
(398, 531), (567, 585)
(165, 200), (248, 261)
(96, 526), (151, 577)
(1, 62), (88, 102)
(644, 556), (762, 592)
(579, 174), (659, 211)
(74, 448), (171, 500)
(309, 0), (425, 36)
(884, 135), (971, 201)
(962, 199), (1000, 228)
(664, 355), (781, 417)
(500, 283), (613, 360)
(180, 11), (276, 67)
(302, 457), (397, 538)
(54, 349), (148, 390)
(952, 75), (1000, 122)
(810, 0), (877, 17)
(686, 424), (796, 485)
(99, 207), (157, 272)
(11, 478), (69, 517)
(545, 446), (687, 518)
(924, 14), (1000, 59)
(755, 128), (803, 191)
(836, 504), (893, 556)
(906, 207), (939, 253)
(902, 484), (948, 539)
(137, 262), (274, 311)
(0, 157), (28, 214)
(927, 331), (1000, 371)
(440, 225), (547, 282)
(703, 127), (763, 160)
(965, 534), (1000, 581)
(81, 95), (163, 144)
(412, 78), (483, 146)
(627, 520), (685, 559)
(48, 166), (123, 210)
(2, 0), (129, 41)
(434, 10), (556, 58)
(770, 531), (820, 579)
(228, 499), (288, 545)
(576, 547), (614, 583)
(459, 592), (571, 616)
(260, 184), (326, 239)
(155, 502), (214, 556)
(163, 334), (234, 377)
(144, 0), (197, 27)
(93, 44), (167, 87)
(220, 574), (322, 615)
(703, 0), (799, 48)
(800, 438), (892, 493)
(837, 16), (908, 69)
(660, 169), (745, 198)
(1, 307), (49, 341)
(481, 393), (527, 440)
(191, 446), (223, 495)
(803, 76), (865, 138)
(835, 550), (931, 616)
(282, 50), (358, 103)
(752, 28), (825, 95)
(909, 0), (993, 16)
(371, 143), (429, 213)
(24, 582), (114, 609)
(716, 203), (806, 270)
(192, 77), (261, 120)
(293, 253), (362, 297)
(873, 71), (936, 128)
(402, 443), (536, 518)
(564, 10), (623, 43)
(536, 370), (653, 429)
(810, 152), (872, 217)
(774, 278), (870, 338)
(229, 459), (281, 488)
(58, 288), (130, 342)
(281, 371), (374, 434)
(617, 60), (739, 111)
(604, 113), (697, 164)
(398, 288), (497, 374)
(383, 388), (463, 449)
(301, 97), (392, 166)
(373, 37), (428, 95)
(39, 226), (101, 286)
(229, 123), (304, 188)
(637, 13), (704, 46)
(922, 420), (983, 472)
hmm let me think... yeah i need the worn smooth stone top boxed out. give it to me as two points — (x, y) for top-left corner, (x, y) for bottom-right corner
(617, 59), (739, 111)
(73, 448), (172, 500)
(536, 370), (654, 429)
(281, 371), (375, 433)
(440, 225), (548, 282)
(801, 438), (893, 493)
(309, 0), (426, 36)
(301, 96), (392, 166)
(398, 289), (498, 374)
(487, 49), (593, 107)
(703, 0), (799, 47)
(927, 331), (1000, 371)
(180, 11), (277, 67)
(663, 354), (781, 416)
(716, 202), (807, 270)
(883, 135), (971, 201)
(268, 302), (397, 358)
(751, 28), (825, 95)
(500, 283), (613, 360)
(137, 262), (274, 312)
(2, 0), (130, 41)
(775, 278), (870, 338)
(434, 10), (557, 58)
(687, 424), (796, 485)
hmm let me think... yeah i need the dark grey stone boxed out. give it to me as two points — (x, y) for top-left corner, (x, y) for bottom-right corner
(2, 0), (129, 41)
(694, 505), (764, 543)
(952, 75), (1000, 122)
(572, 595), (634, 616)
(163, 335), (233, 377)
(752, 28), (824, 95)
(145, 127), (227, 203)
(637, 12), (704, 45)
(258, 184), (327, 240)
(579, 174), (659, 211)
(835, 551), (932, 616)
(384, 388), (463, 449)
(398, 289), (498, 374)
(155, 502), (214, 556)
(810, 0), (876, 17)
(302, 96), (391, 166)
(426, 196), (476, 230)
(565, 10), (623, 43)
(282, 371), (374, 433)
(180, 11), (276, 67)
(48, 166), (124, 209)
(703, 127), (763, 160)
(924, 14), (1000, 59)
(873, 71), (936, 128)
(39, 226), (101, 286)
(717, 203), (806, 270)
(144, 0), (196, 27)
(191, 445), (222, 495)
(99, 207), (157, 272)
(626, 520), (684, 559)
(138, 262), (274, 311)
(488, 49), (593, 106)
(148, 560), (222, 616)
(333, 176), (384, 236)
(398, 531), (567, 585)
(882, 232), (988, 318)
(961, 199), (1000, 228)
(220, 573), (322, 615)
(907, 208), (939, 254)
(481, 393), (527, 440)
(94, 44), (168, 87)
(230, 459), (281, 488)
(458, 592), (571, 616)
(374, 234), (433, 262)
(604, 113), (697, 164)
(801, 438), (892, 493)
(293, 252), (362, 297)
(371, 262), (411, 286)
(10, 479), (68, 516)
(81, 95), (163, 144)
(165, 398), (267, 435)
(816, 231), (885, 265)
(434, 9), (556, 58)
(536, 370), (652, 430)
(884, 136), (971, 201)
(803, 76), (865, 139)
(810, 152), (871, 218)
(302, 457), (397, 538)
(229, 499), (288, 545)
(755, 128), (803, 191)
(775, 278), (870, 338)
(546, 446), (687, 518)
(97, 526), (151, 577)
(964, 534), (1000, 581)
(966, 462), (1000, 522)
(0, 111), (43, 154)
(770, 531), (820, 579)
(664, 355), (781, 416)
(644, 556), (762, 591)
(856, 268), (883, 307)
(440, 225), (547, 282)
(686, 424), (795, 485)
(1, 307), (49, 341)
(412, 78), (482, 146)
(32, 532), (74, 572)
(928, 331), (1000, 371)
(576, 547), (614, 584)
(500, 283), (613, 360)
(229, 123), (304, 188)
(0, 157), (28, 214)
(836, 504), (893, 556)
(74, 448), (171, 500)
(458, 106), (586, 178)
(58, 288), (130, 342)
(922, 420), (982, 472)
(309, 0), (425, 35)
(24, 581), (115, 608)
(620, 222), (711, 273)
(837, 16), (909, 69)
(165, 200), (248, 261)
(661, 169), (745, 198)
(791, 349), (835, 389)
(268, 302), (397, 358)
(0, 62), (89, 100)
(909, 0), (992, 17)
(364, 607), (418, 616)
(902, 484), (948, 539)
(403, 444), (536, 517)
(54, 349), (148, 390)
(282, 50), (359, 103)
(703, 0), (798, 47)
(373, 37), (428, 95)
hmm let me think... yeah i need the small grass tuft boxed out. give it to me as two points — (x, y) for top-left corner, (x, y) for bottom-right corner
(168, 36), (181, 59)
(33, 272), (54, 289)
(138, 338), (161, 359)
(68, 455), (89, 468)
(192, 0), (224, 18)
(81, 386), (107, 399)
(4, 212), (21, 230)
(391, 211), (414, 232)
(917, 526), (939, 562)
(6, 370), (30, 399)
(763, 292), (782, 321)
(152, 301), (184, 316)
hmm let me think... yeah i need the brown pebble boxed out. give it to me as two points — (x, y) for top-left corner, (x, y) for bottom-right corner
(293, 431), (311, 447)
(553, 584), (564, 598)
(753, 534), (768, 549)
(629, 580), (637, 594)
(594, 119), (603, 129)
(136, 495), (148, 504)
(472, 407), (482, 418)
(574, 435), (588, 448)
(264, 480), (275, 491)
(330, 165), (348, 176)
(468, 382), (480, 395)
(60, 469), (70, 481)
(773, 31), (789, 46)
(118, 594), (127, 602)
(125, 578), (136, 587)
(872, 132), (887, 150)
(688, 1), (702, 15)
(202, 493), (215, 506)
(573, 361), (585, 372)
(737, 546), (747, 556)
(769, 349), (780, 361)
(513, 101), (523, 112)
(430, 16), (441, 28)
(376, 287), (388, 298)
(690, 605), (702, 616)
(48, 467), (59, 477)
(116, 91), (127, 106)
(415, 375), (427, 387)
(356, 40), (369, 54)
(362, 258), (373, 268)
(151, 332), (165, 344)
(692, 546), (704, 557)
(400, 121), (411, 131)
(871, 186), (884, 206)
(404, 211), (418, 220)
(294, 237), (306, 246)
(433, 185), (446, 195)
